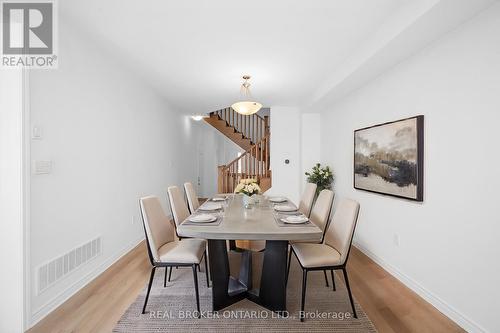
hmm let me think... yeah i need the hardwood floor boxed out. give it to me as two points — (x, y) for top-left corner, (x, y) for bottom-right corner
(28, 243), (464, 333)
(28, 242), (151, 333)
(347, 247), (464, 333)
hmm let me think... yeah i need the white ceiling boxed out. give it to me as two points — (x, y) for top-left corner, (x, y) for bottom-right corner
(60, 0), (496, 113)
(60, 0), (409, 112)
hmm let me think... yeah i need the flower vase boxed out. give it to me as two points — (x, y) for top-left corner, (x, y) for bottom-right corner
(242, 194), (254, 209)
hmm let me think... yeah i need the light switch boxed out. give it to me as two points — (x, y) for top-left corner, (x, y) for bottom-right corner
(34, 160), (52, 175)
(32, 126), (43, 140)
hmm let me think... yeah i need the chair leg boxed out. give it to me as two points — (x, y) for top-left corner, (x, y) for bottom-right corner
(168, 266), (172, 282)
(192, 265), (200, 317)
(164, 267), (168, 287)
(330, 269), (336, 291)
(286, 247), (292, 286)
(342, 267), (357, 318)
(300, 269), (308, 322)
(323, 270), (329, 287)
(204, 251), (210, 287)
(142, 267), (156, 314)
(198, 264), (201, 272)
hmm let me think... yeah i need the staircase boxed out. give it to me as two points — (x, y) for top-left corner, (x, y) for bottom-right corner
(204, 107), (272, 193)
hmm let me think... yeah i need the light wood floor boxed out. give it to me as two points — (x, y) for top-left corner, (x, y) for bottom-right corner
(28, 242), (464, 333)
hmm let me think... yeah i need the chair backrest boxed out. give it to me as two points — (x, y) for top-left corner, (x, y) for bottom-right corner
(140, 196), (175, 263)
(309, 189), (334, 235)
(184, 182), (199, 213)
(298, 183), (317, 217)
(167, 185), (190, 227)
(324, 198), (360, 266)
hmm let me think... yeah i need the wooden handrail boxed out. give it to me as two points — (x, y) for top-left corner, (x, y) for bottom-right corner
(218, 133), (270, 193)
(212, 107), (269, 144)
(223, 133), (270, 172)
(252, 112), (266, 122)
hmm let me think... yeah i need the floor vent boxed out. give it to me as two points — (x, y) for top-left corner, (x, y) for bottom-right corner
(37, 237), (101, 294)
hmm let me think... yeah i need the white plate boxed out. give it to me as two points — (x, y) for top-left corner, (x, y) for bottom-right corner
(199, 203), (222, 211)
(269, 197), (287, 203)
(274, 205), (297, 212)
(211, 197), (226, 202)
(281, 215), (309, 224)
(188, 214), (217, 223)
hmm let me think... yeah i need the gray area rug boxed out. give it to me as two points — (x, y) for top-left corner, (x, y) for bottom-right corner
(114, 250), (377, 332)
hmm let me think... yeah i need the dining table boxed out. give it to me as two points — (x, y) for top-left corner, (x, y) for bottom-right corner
(177, 194), (323, 313)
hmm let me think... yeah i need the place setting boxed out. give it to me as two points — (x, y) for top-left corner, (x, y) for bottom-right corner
(272, 202), (300, 215)
(210, 195), (228, 202)
(198, 201), (223, 212)
(274, 212), (313, 227)
(182, 198), (227, 226)
(268, 196), (300, 214)
(268, 196), (288, 203)
(267, 197), (313, 227)
(182, 213), (222, 226)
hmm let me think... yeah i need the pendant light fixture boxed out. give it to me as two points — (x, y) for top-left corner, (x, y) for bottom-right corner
(231, 75), (262, 115)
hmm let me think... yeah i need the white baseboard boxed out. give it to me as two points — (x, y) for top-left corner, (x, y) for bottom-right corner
(29, 236), (145, 328)
(353, 242), (485, 333)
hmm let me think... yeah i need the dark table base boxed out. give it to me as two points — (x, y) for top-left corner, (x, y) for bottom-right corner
(208, 239), (288, 312)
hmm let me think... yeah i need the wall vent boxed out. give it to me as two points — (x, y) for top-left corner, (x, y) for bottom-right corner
(37, 237), (101, 294)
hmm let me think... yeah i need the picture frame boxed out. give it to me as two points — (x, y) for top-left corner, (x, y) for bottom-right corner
(354, 115), (424, 201)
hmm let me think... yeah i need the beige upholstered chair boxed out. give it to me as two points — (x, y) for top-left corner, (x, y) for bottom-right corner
(168, 185), (208, 275)
(287, 198), (360, 321)
(289, 189), (334, 287)
(167, 186), (191, 231)
(184, 182), (201, 213)
(309, 189), (334, 239)
(298, 183), (317, 217)
(140, 196), (208, 316)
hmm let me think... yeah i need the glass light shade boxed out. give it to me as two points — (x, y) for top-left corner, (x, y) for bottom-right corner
(231, 101), (262, 115)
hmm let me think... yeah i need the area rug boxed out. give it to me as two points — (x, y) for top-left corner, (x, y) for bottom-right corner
(114, 250), (377, 332)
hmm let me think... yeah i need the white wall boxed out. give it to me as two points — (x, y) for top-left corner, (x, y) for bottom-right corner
(0, 68), (25, 332)
(28, 23), (199, 325)
(195, 121), (244, 197)
(300, 113), (321, 194)
(268, 106), (301, 204)
(316, 5), (500, 332)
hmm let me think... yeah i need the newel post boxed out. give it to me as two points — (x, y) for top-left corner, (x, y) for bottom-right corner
(218, 165), (225, 194)
(264, 115), (270, 135)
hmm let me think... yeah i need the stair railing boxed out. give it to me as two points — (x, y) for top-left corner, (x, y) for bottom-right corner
(213, 107), (269, 144)
(218, 133), (270, 193)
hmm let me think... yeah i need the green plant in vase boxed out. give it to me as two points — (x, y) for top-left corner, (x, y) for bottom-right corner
(305, 163), (334, 195)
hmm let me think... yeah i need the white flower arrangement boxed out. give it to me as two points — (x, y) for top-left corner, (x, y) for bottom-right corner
(234, 178), (262, 196)
(305, 163), (334, 194)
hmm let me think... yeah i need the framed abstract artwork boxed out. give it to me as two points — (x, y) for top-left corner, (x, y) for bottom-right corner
(354, 115), (424, 201)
